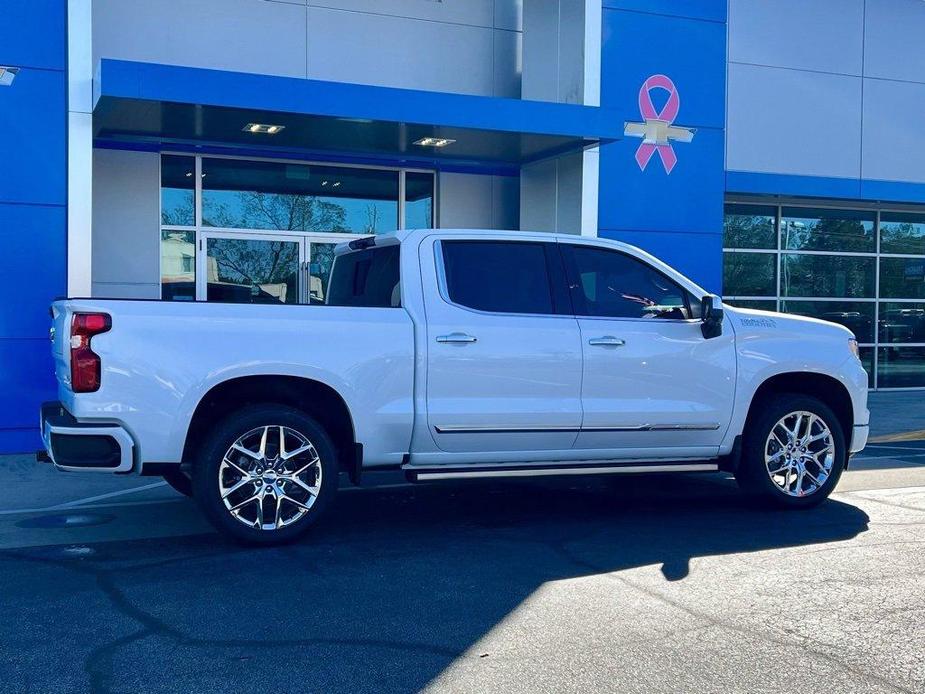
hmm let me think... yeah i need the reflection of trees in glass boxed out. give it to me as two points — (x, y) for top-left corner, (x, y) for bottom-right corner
(204, 191), (349, 232)
(881, 221), (925, 255)
(209, 239), (299, 304)
(879, 258), (925, 300)
(782, 255), (874, 298)
(723, 214), (775, 249)
(161, 190), (195, 226)
(722, 252), (776, 296)
(780, 215), (874, 252)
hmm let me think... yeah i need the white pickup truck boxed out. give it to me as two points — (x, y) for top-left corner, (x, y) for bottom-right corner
(39, 229), (870, 543)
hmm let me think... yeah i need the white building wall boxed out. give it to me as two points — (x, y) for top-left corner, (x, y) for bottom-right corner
(91, 149), (161, 299)
(727, 0), (925, 187)
(93, 0), (523, 98)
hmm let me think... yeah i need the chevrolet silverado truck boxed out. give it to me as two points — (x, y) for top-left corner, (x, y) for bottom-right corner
(39, 229), (870, 544)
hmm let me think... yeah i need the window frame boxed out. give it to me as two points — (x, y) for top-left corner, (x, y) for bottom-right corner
(436, 239), (572, 318)
(559, 243), (698, 322)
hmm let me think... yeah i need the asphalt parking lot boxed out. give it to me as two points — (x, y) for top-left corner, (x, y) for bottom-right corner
(1, 434), (924, 694)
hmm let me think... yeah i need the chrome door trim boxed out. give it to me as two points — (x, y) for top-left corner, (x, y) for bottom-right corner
(411, 463), (719, 481)
(433, 423), (721, 434)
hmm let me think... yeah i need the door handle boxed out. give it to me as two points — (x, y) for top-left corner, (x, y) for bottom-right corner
(588, 336), (625, 347)
(436, 332), (478, 344)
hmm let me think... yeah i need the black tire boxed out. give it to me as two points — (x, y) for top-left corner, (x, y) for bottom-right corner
(162, 468), (193, 497)
(192, 404), (339, 545)
(735, 393), (846, 509)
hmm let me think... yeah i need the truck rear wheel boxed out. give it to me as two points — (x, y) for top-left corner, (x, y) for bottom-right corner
(192, 404), (338, 544)
(735, 393), (846, 508)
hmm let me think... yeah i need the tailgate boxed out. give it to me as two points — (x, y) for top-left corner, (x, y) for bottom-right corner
(49, 301), (72, 388)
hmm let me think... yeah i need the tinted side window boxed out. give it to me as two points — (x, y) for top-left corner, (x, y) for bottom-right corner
(442, 241), (555, 315)
(326, 244), (400, 308)
(563, 245), (690, 319)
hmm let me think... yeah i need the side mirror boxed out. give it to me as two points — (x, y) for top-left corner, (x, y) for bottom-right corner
(701, 294), (724, 339)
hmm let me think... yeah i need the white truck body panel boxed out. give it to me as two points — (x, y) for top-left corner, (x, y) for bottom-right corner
(43, 229), (869, 477)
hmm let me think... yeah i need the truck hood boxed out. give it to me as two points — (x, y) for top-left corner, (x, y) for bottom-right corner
(725, 305), (855, 342)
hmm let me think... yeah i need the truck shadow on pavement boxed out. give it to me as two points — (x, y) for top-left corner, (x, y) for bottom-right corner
(2, 474), (870, 693)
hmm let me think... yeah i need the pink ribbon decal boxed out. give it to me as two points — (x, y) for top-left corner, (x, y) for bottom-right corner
(623, 74), (694, 175)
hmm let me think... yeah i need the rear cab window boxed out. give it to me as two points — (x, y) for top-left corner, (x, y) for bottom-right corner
(440, 240), (568, 315)
(326, 244), (401, 308)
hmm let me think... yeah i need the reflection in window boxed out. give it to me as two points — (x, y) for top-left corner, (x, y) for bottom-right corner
(877, 347), (925, 388)
(308, 242), (338, 305)
(161, 155), (196, 226)
(723, 204), (776, 249)
(405, 172), (435, 229)
(880, 212), (925, 255)
(723, 252), (776, 296)
(727, 299), (777, 312)
(780, 300), (875, 343)
(879, 257), (925, 299)
(781, 254), (875, 298)
(201, 158), (399, 234)
(780, 208), (875, 253)
(206, 237), (300, 304)
(879, 302), (925, 343)
(161, 230), (196, 301)
(564, 245), (690, 319)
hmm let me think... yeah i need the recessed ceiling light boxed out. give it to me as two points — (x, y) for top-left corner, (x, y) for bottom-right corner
(332, 181), (341, 188)
(414, 137), (456, 148)
(0, 67), (20, 87)
(243, 123), (285, 135)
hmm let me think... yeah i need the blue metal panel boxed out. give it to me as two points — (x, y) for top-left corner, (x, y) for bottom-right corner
(0, 0), (66, 70)
(601, 10), (726, 129)
(727, 170), (925, 206)
(600, 128), (725, 234)
(602, 0), (726, 23)
(0, 428), (42, 454)
(599, 228), (723, 295)
(0, 338), (57, 429)
(598, 7), (727, 292)
(96, 59), (622, 141)
(0, 68), (67, 206)
(0, 203), (66, 339)
(726, 171), (862, 200)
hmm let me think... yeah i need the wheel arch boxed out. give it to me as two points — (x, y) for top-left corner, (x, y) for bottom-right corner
(745, 372), (854, 448)
(182, 375), (359, 481)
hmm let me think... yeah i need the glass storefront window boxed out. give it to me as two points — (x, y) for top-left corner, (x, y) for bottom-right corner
(722, 251), (776, 296)
(780, 300), (875, 343)
(161, 155), (196, 227)
(860, 347), (874, 388)
(780, 207), (875, 252)
(877, 346), (925, 388)
(781, 254), (875, 298)
(880, 212), (925, 255)
(879, 302), (925, 343)
(201, 158), (399, 234)
(879, 257), (925, 299)
(160, 230), (196, 301)
(727, 299), (777, 311)
(405, 172), (435, 229)
(723, 204), (776, 249)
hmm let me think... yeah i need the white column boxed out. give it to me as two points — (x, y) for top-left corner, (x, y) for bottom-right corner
(67, 0), (93, 296)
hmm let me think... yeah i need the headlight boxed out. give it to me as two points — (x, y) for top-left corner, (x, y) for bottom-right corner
(848, 337), (860, 359)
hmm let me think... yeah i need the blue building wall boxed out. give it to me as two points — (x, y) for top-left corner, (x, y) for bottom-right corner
(0, 1), (68, 451)
(597, 0), (727, 293)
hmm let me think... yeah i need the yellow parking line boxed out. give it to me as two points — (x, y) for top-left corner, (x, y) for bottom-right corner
(869, 429), (925, 443)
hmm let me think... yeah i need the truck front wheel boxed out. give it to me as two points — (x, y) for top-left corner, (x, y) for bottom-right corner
(192, 404), (339, 544)
(735, 393), (846, 508)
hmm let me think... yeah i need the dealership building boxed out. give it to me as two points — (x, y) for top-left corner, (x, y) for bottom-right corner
(2, 0), (925, 451)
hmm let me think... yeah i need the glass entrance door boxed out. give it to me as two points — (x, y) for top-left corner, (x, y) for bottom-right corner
(195, 233), (354, 304)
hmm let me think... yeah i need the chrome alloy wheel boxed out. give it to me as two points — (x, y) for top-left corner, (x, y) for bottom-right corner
(764, 411), (835, 498)
(219, 425), (322, 531)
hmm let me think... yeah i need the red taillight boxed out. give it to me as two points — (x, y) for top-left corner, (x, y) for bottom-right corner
(70, 313), (111, 393)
